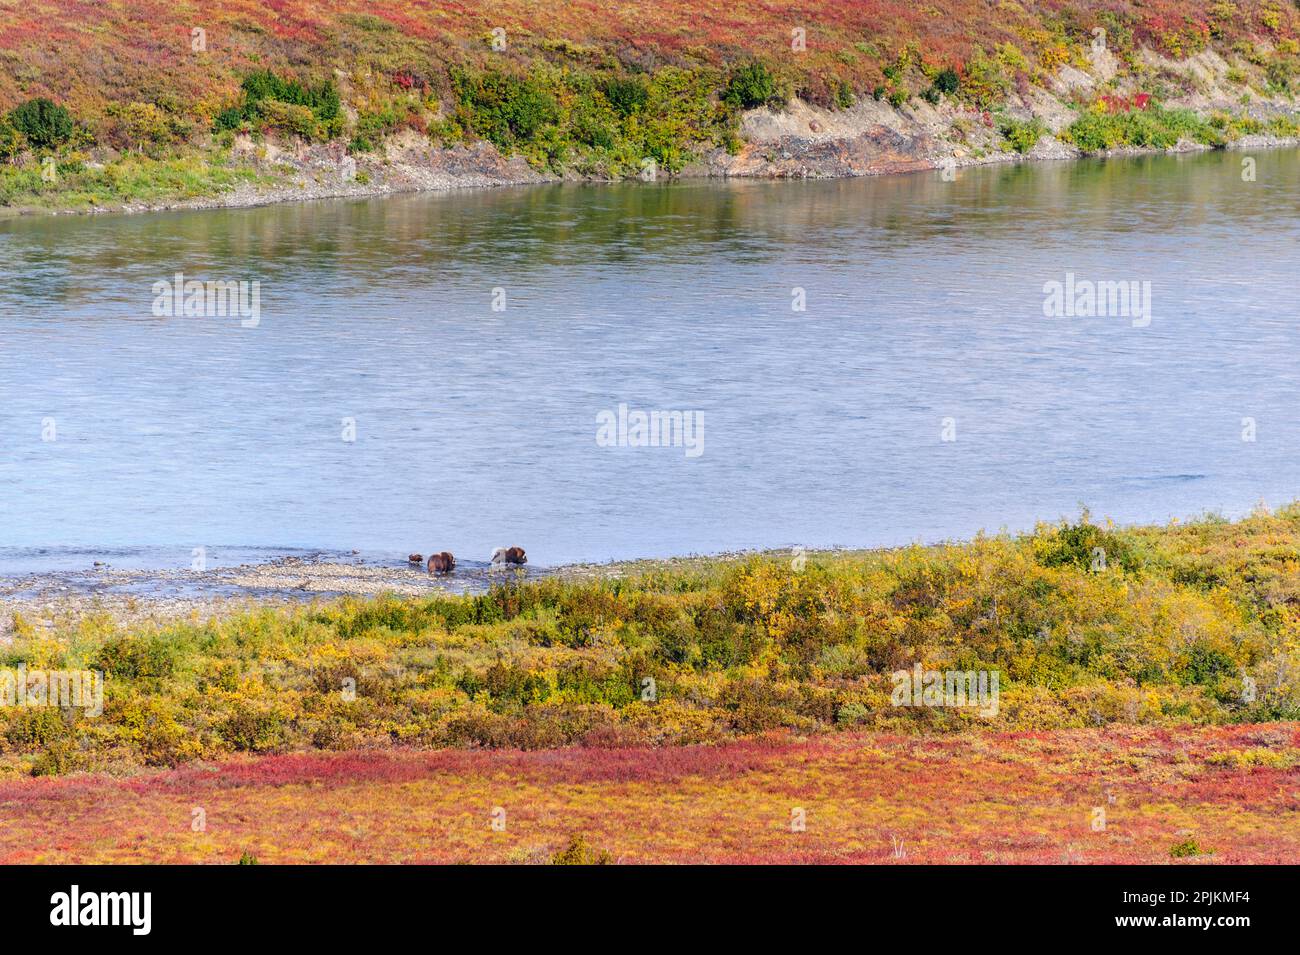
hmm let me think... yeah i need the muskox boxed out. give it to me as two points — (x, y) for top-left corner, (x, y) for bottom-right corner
(426, 551), (456, 574)
(490, 546), (527, 566)
(408, 553), (424, 565)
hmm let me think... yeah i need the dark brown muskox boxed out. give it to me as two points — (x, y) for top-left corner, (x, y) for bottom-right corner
(490, 546), (527, 566)
(426, 551), (456, 574)
(408, 553), (423, 565)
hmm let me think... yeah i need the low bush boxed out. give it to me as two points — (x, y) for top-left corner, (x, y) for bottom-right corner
(551, 834), (613, 865)
(0, 120), (24, 162)
(1062, 103), (1221, 152)
(601, 76), (648, 117)
(999, 115), (1047, 152)
(8, 98), (74, 150)
(5, 507), (1300, 776)
(723, 62), (778, 109)
(213, 69), (343, 141)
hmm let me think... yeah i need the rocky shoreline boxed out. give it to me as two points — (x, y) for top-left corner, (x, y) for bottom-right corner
(0, 552), (732, 640)
(38, 126), (1298, 221)
(0, 557), (503, 639)
(0, 547), (787, 641)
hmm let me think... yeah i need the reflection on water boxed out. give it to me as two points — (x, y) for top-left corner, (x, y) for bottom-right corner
(2, 149), (1299, 567)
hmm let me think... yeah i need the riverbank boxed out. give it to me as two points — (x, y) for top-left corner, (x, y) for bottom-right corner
(7, 108), (1298, 219)
(2, 39), (1298, 217)
(0, 550), (759, 640)
(3, 508), (1299, 777)
(0, 554), (572, 638)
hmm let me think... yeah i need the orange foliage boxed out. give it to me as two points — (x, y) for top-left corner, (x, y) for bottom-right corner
(0, 723), (1295, 863)
(0, 1), (1295, 118)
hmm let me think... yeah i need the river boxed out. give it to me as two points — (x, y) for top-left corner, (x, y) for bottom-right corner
(2, 147), (1298, 570)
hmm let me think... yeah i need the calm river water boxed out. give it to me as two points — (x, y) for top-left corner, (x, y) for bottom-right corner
(2, 148), (1298, 569)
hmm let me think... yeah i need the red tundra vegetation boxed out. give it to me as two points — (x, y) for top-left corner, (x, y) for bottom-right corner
(0, 0), (1295, 117)
(0, 724), (1294, 864)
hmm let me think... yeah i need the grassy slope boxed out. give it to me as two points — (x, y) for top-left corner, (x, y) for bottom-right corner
(4, 508), (1300, 777)
(0, 150), (270, 210)
(1, 725), (1295, 863)
(2, 1), (1296, 114)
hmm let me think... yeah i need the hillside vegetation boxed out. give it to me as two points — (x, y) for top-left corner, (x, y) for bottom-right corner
(0, 2), (1297, 206)
(5, 507), (1300, 776)
(4, 1), (1298, 118)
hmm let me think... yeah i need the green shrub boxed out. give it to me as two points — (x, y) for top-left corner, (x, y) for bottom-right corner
(94, 634), (179, 679)
(254, 101), (320, 140)
(0, 120), (24, 162)
(213, 107), (245, 132)
(31, 741), (84, 776)
(453, 70), (559, 148)
(1265, 59), (1293, 93)
(8, 98), (74, 150)
(0, 150), (262, 210)
(351, 104), (412, 150)
(724, 62), (778, 109)
(551, 834), (612, 865)
(933, 68), (961, 95)
(602, 76), (648, 117)
(961, 53), (1009, 108)
(214, 70), (343, 141)
(220, 702), (287, 753)
(1265, 115), (1300, 137)
(1170, 838), (1210, 858)
(1034, 519), (1141, 574)
(1000, 116), (1046, 153)
(923, 67), (961, 104)
(836, 701), (870, 725)
(1065, 111), (1122, 151)
(572, 113), (615, 150)
(104, 102), (191, 154)
(1063, 105), (1221, 153)
(4, 707), (69, 747)
(1176, 644), (1237, 688)
(240, 70), (340, 122)
(433, 64), (739, 176)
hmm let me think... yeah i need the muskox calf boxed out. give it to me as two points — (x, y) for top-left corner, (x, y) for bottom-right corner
(426, 552), (456, 574)
(490, 546), (527, 566)
(408, 553), (423, 565)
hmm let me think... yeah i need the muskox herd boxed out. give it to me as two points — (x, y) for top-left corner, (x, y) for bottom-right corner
(406, 546), (527, 575)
